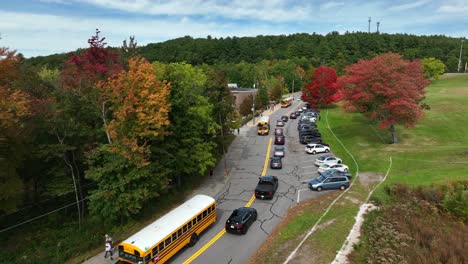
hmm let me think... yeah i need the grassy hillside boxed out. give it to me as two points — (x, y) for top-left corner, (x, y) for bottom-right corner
(249, 74), (468, 263)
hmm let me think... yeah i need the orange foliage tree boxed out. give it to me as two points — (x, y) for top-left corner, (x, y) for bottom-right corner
(0, 47), (32, 211)
(99, 57), (171, 165)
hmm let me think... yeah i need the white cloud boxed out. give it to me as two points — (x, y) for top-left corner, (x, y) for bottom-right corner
(0, 10), (284, 57)
(388, 0), (430, 11)
(438, 0), (468, 14)
(320, 1), (345, 10)
(51, 0), (315, 22)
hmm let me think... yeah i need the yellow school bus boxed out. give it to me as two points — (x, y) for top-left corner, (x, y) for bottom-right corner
(281, 97), (293, 107)
(257, 115), (270, 135)
(118, 195), (216, 264)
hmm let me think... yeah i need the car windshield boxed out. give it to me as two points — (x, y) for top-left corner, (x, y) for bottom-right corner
(229, 210), (244, 221)
(320, 164), (330, 168)
(316, 175), (327, 182)
(259, 180), (273, 185)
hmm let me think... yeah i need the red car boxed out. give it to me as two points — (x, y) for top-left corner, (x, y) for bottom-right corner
(274, 135), (285, 145)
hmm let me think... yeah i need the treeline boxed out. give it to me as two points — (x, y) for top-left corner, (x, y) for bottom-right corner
(0, 31), (239, 262)
(27, 32), (467, 74)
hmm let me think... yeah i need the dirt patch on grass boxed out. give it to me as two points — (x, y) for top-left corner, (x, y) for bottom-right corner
(358, 172), (384, 189)
(248, 192), (340, 264)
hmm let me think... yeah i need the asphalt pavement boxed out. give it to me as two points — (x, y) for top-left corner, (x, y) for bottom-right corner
(84, 96), (332, 264)
(83, 103), (285, 264)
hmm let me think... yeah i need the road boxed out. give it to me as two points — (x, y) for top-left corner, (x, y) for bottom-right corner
(169, 99), (330, 264)
(85, 98), (331, 264)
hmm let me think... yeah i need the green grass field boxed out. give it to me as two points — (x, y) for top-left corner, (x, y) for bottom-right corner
(250, 74), (468, 263)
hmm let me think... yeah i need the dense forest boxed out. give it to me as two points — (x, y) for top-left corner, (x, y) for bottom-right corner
(0, 30), (464, 262)
(27, 32), (467, 76)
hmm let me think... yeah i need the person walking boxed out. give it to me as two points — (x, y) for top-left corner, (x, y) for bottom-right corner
(104, 234), (114, 260)
(104, 240), (113, 260)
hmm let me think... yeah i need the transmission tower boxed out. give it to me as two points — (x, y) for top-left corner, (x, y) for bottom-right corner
(368, 17), (371, 33)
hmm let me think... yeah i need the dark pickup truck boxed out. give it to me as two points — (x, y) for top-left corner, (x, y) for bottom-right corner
(254, 176), (279, 199)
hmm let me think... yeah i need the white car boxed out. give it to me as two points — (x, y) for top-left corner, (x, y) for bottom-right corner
(305, 144), (330, 155)
(301, 116), (316, 122)
(318, 163), (349, 174)
(314, 156), (342, 166)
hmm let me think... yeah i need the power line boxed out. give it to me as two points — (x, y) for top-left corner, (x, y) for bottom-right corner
(1, 181), (98, 217)
(0, 159), (175, 234)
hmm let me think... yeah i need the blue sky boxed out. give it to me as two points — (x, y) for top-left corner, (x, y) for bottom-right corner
(0, 0), (467, 57)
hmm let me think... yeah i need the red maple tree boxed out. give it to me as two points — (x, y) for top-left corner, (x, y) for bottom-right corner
(302, 66), (341, 107)
(62, 29), (123, 93)
(338, 52), (430, 143)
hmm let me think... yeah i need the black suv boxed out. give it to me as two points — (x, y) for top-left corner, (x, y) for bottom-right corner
(281, 115), (289, 122)
(300, 135), (322, 144)
(225, 207), (258, 234)
(299, 130), (321, 137)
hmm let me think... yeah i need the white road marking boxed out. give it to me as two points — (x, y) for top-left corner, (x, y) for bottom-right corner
(297, 188), (309, 203)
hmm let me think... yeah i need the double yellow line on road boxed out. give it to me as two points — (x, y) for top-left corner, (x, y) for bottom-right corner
(182, 137), (272, 264)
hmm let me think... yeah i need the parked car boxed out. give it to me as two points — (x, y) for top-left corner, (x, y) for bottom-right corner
(274, 128), (284, 136)
(297, 108), (303, 113)
(273, 146), (285, 157)
(305, 143), (330, 154)
(274, 135), (285, 145)
(225, 207), (258, 234)
(299, 130), (321, 137)
(308, 175), (350, 191)
(300, 135), (323, 145)
(318, 163), (349, 174)
(321, 169), (352, 180)
(298, 123), (317, 130)
(281, 115), (289, 122)
(290, 113), (297, 119)
(276, 120), (285, 127)
(270, 157), (282, 169)
(254, 176), (279, 199)
(314, 155), (342, 166)
(295, 111), (301, 116)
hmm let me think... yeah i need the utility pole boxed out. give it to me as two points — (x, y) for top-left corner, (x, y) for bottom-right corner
(292, 79), (295, 99)
(252, 82), (256, 125)
(376, 21), (380, 33)
(458, 39), (464, 73)
(218, 111), (228, 176)
(368, 17), (371, 33)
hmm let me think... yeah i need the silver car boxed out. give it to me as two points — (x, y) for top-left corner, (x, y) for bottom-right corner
(308, 175), (350, 191)
(273, 147), (285, 157)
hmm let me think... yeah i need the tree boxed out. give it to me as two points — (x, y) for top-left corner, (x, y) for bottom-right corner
(339, 52), (431, 143)
(87, 58), (171, 221)
(422, 57), (445, 80)
(62, 29), (123, 144)
(0, 47), (32, 212)
(58, 29), (123, 223)
(239, 94), (254, 116)
(153, 62), (218, 187)
(303, 66), (341, 107)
